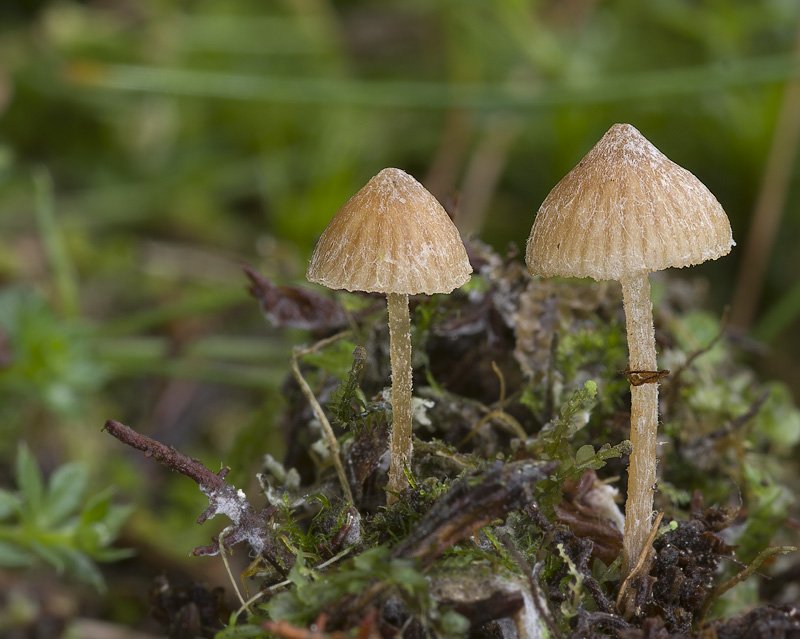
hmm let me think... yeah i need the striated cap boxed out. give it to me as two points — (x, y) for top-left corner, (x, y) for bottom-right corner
(526, 123), (734, 281)
(307, 168), (472, 295)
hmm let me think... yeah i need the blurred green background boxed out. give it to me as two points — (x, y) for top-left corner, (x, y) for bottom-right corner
(1, 0), (799, 632)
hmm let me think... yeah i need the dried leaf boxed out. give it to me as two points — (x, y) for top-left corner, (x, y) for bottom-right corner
(243, 264), (347, 330)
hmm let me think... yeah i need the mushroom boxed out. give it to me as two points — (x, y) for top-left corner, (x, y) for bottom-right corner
(525, 123), (733, 576)
(307, 168), (472, 503)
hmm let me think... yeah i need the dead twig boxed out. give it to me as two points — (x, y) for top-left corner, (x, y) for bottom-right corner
(697, 545), (796, 625)
(616, 511), (664, 613)
(290, 332), (355, 504)
(663, 307), (729, 412)
(392, 459), (556, 567)
(102, 419), (292, 575)
(458, 361), (527, 447)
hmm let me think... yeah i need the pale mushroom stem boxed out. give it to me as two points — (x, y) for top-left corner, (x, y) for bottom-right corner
(620, 272), (659, 578)
(386, 292), (413, 504)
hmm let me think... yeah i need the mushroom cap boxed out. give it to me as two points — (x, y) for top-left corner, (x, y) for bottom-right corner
(526, 123), (734, 281)
(307, 168), (472, 295)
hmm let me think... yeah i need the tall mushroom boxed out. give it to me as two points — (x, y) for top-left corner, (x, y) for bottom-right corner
(525, 124), (733, 577)
(307, 168), (472, 503)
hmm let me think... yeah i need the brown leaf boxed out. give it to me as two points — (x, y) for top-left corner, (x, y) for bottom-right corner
(242, 264), (348, 331)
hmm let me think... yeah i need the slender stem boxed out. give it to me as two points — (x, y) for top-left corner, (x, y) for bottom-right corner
(290, 348), (354, 504)
(620, 272), (659, 578)
(386, 292), (413, 504)
(218, 529), (247, 608)
(697, 545), (796, 624)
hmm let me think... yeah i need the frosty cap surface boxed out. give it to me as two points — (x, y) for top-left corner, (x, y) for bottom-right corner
(526, 123), (734, 281)
(307, 168), (472, 295)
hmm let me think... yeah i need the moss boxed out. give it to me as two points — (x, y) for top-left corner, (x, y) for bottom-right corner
(112, 243), (800, 638)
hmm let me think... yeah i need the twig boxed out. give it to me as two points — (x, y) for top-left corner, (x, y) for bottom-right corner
(458, 410), (527, 447)
(675, 307), (730, 380)
(729, 387), (771, 432)
(290, 332), (355, 504)
(492, 361), (506, 412)
(669, 307), (728, 386)
(293, 330), (352, 359)
(235, 546), (355, 620)
(616, 511), (663, 612)
(102, 419), (292, 575)
(392, 460), (556, 567)
(663, 307), (729, 413)
(697, 545), (796, 625)
(458, 362), (527, 446)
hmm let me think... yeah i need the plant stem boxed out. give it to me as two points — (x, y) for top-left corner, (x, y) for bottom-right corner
(731, 20), (800, 330)
(620, 272), (658, 578)
(697, 545), (796, 624)
(386, 292), (413, 504)
(290, 343), (354, 505)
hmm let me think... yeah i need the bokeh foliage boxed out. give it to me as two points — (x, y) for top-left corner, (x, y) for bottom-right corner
(0, 0), (799, 633)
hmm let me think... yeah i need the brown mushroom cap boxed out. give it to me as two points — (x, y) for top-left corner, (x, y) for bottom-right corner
(526, 123), (734, 281)
(307, 168), (472, 295)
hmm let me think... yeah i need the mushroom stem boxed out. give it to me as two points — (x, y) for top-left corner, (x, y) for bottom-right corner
(386, 292), (413, 504)
(620, 272), (659, 578)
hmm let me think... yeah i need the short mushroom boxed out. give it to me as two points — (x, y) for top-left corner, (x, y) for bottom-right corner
(307, 168), (472, 503)
(525, 123), (733, 577)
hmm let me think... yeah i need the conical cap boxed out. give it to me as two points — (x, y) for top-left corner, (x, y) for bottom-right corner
(307, 168), (472, 294)
(526, 123), (734, 281)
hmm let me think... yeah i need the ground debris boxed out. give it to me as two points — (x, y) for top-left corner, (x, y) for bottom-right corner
(555, 470), (624, 565)
(625, 506), (737, 636)
(104, 242), (800, 639)
(243, 264), (349, 331)
(345, 409), (390, 509)
(703, 604), (800, 639)
(149, 575), (228, 639)
(392, 459), (557, 567)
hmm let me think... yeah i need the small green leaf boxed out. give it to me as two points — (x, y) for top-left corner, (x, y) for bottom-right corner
(0, 541), (36, 568)
(45, 462), (89, 525)
(301, 339), (358, 379)
(87, 546), (136, 563)
(439, 610), (470, 636)
(30, 539), (68, 573)
(61, 547), (106, 592)
(99, 503), (134, 538)
(77, 515), (131, 554)
(575, 445), (596, 466)
(27, 540), (105, 590)
(15, 443), (44, 518)
(0, 489), (21, 521)
(80, 489), (112, 525)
